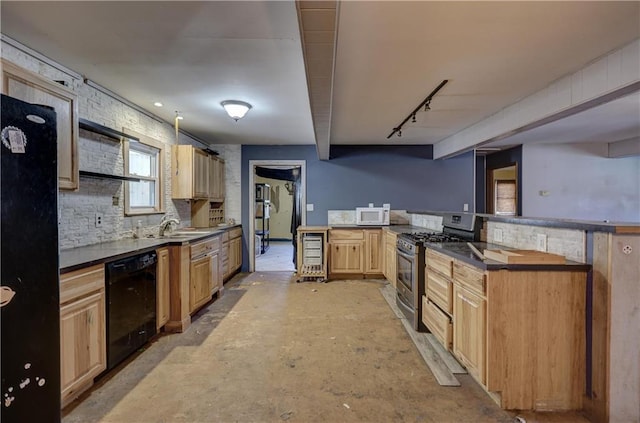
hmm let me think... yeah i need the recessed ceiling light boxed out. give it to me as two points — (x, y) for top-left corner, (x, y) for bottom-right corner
(154, 101), (163, 107)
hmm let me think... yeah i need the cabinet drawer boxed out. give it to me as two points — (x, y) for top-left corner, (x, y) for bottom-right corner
(453, 261), (486, 295)
(422, 296), (452, 349)
(330, 229), (364, 240)
(190, 238), (216, 259)
(228, 227), (242, 239)
(426, 249), (453, 278)
(60, 264), (105, 304)
(426, 270), (453, 314)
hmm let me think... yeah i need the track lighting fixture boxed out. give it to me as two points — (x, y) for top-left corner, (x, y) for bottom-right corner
(387, 80), (448, 139)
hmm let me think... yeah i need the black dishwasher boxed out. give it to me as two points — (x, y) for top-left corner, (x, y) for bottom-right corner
(106, 251), (157, 370)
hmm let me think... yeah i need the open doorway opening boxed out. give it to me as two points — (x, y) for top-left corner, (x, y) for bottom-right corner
(248, 160), (306, 272)
(486, 164), (518, 215)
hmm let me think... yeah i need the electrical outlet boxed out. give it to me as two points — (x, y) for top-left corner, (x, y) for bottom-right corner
(494, 228), (503, 243)
(306, 203), (314, 212)
(536, 234), (547, 252)
(112, 196), (119, 206)
(463, 203), (469, 212)
(95, 213), (103, 227)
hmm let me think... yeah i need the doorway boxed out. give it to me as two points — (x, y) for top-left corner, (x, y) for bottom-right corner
(486, 164), (518, 215)
(248, 160), (306, 272)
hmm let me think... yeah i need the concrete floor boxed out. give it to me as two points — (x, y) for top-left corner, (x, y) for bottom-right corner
(63, 272), (590, 423)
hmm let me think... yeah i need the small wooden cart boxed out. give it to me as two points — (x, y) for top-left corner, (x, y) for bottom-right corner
(296, 226), (329, 282)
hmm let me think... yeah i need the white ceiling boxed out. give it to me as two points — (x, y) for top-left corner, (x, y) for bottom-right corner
(1, 1), (639, 155)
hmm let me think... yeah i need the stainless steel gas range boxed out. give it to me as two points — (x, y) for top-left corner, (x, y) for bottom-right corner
(395, 213), (482, 331)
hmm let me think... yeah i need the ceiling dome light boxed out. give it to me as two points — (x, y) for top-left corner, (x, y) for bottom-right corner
(154, 101), (163, 107)
(221, 100), (252, 121)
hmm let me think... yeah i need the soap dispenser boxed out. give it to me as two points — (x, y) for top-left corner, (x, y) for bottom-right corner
(135, 220), (143, 239)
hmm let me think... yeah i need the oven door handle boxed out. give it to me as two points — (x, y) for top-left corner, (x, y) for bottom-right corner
(396, 249), (415, 261)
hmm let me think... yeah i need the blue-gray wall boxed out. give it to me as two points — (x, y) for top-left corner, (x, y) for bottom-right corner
(240, 145), (475, 270)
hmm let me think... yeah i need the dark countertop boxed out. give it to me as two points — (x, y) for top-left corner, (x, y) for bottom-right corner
(425, 242), (592, 271)
(330, 224), (424, 233)
(407, 210), (640, 234)
(60, 225), (241, 273)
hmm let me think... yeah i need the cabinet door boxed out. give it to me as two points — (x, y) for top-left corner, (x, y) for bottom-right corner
(329, 241), (364, 273)
(230, 237), (242, 272)
(156, 248), (170, 330)
(385, 243), (397, 288)
(193, 149), (209, 198)
(2, 59), (79, 190)
(208, 157), (225, 200)
(365, 229), (383, 274)
(216, 160), (225, 200)
(190, 255), (212, 312)
(60, 291), (106, 404)
(453, 284), (486, 385)
(210, 250), (221, 295)
(222, 241), (230, 279)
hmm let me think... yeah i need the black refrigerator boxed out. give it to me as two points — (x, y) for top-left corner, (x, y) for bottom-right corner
(1, 94), (61, 422)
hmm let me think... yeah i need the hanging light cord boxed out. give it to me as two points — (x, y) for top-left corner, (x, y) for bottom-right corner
(387, 79), (449, 139)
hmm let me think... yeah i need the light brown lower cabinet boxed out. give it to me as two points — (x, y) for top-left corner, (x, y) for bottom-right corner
(364, 229), (383, 274)
(223, 228), (242, 281)
(156, 248), (170, 330)
(383, 229), (397, 287)
(59, 264), (106, 407)
(452, 283), (486, 385)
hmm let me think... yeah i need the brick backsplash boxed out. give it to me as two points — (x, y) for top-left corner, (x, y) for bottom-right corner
(485, 221), (586, 263)
(3, 42), (241, 249)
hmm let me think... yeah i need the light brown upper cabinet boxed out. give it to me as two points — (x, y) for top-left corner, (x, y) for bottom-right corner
(171, 145), (209, 199)
(209, 156), (225, 201)
(1, 59), (79, 190)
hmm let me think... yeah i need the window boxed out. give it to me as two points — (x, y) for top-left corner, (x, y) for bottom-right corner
(495, 180), (516, 215)
(123, 132), (164, 215)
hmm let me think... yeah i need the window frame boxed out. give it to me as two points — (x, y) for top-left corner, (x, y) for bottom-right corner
(494, 179), (517, 216)
(123, 130), (165, 216)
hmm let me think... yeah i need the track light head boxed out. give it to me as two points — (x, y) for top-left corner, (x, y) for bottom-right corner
(397, 129), (402, 137)
(411, 114), (416, 123)
(424, 101), (431, 111)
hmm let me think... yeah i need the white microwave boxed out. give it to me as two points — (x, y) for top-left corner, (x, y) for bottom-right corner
(356, 206), (390, 226)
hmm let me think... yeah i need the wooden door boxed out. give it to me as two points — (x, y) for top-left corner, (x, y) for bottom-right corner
(190, 255), (211, 312)
(2, 59), (79, 190)
(193, 149), (209, 198)
(210, 250), (222, 295)
(453, 284), (486, 384)
(330, 241), (363, 273)
(365, 229), (383, 274)
(230, 237), (242, 271)
(60, 291), (106, 404)
(156, 248), (170, 330)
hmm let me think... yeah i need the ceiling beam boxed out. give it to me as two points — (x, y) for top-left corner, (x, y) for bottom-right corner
(609, 137), (640, 158)
(296, 0), (339, 160)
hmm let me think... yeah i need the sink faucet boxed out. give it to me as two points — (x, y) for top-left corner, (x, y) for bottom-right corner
(159, 216), (180, 237)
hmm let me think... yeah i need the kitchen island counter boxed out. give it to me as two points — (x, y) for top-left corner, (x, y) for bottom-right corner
(426, 241), (591, 271)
